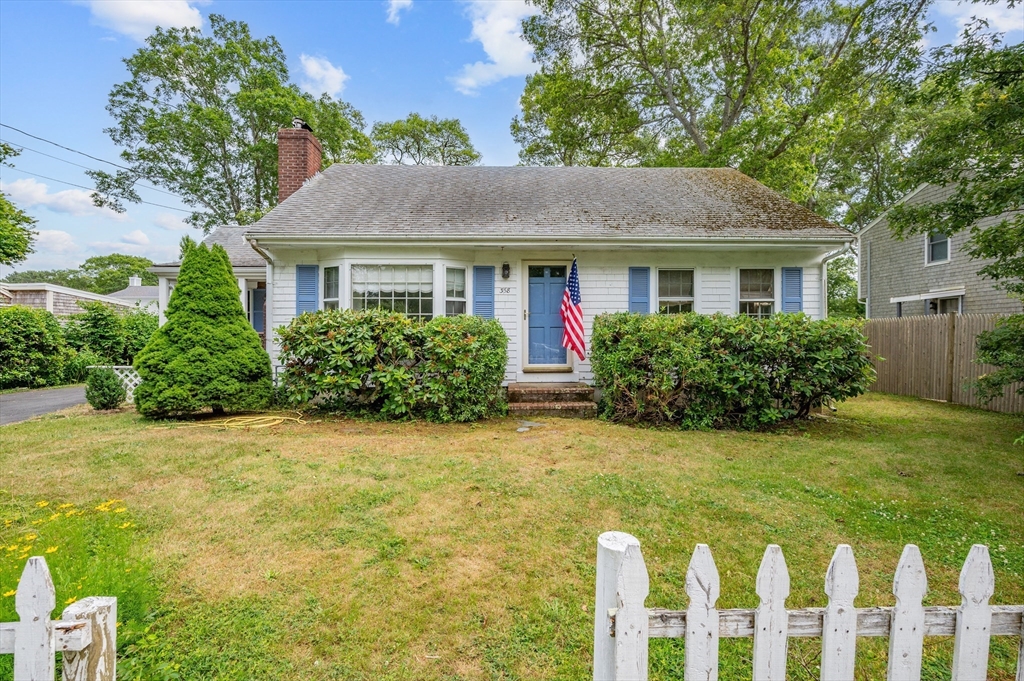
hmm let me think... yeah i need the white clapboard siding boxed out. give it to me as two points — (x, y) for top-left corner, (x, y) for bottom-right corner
(821, 545), (859, 680)
(0, 557), (116, 681)
(753, 545), (789, 681)
(595, 535), (1024, 681)
(888, 545), (927, 681)
(952, 545), (995, 681)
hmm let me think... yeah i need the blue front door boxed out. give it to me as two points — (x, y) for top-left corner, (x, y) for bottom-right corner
(528, 265), (567, 365)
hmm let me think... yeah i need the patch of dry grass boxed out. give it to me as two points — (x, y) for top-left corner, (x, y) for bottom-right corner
(0, 393), (1021, 680)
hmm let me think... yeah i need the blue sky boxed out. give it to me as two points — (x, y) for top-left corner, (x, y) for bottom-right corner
(0, 0), (1021, 276)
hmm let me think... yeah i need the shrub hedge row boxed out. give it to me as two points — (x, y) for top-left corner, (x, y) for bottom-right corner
(277, 308), (508, 422)
(590, 312), (875, 429)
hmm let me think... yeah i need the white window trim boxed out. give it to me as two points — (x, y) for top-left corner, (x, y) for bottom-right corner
(348, 262), (438, 321)
(322, 264), (341, 310)
(737, 267), (778, 317)
(924, 232), (951, 266)
(444, 265), (468, 316)
(655, 267), (695, 313)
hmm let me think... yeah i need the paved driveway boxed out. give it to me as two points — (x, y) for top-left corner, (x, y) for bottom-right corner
(0, 386), (87, 426)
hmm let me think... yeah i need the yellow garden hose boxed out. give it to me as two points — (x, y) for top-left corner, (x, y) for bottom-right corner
(150, 412), (306, 430)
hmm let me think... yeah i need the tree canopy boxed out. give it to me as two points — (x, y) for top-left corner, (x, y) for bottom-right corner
(89, 15), (374, 232)
(0, 142), (37, 266)
(3, 254), (157, 294)
(514, 0), (930, 230)
(371, 113), (481, 165)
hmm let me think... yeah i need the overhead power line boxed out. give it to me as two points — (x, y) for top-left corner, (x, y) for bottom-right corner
(0, 167), (192, 214)
(1, 123), (134, 171)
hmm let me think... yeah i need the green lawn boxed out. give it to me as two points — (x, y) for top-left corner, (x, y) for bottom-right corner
(1, 394), (1022, 680)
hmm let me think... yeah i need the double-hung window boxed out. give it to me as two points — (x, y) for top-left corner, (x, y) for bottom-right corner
(446, 267), (467, 315)
(927, 232), (949, 264)
(323, 266), (340, 310)
(739, 269), (774, 318)
(351, 265), (434, 321)
(658, 269), (694, 313)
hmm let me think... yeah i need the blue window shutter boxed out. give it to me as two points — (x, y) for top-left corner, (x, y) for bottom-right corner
(295, 265), (318, 315)
(629, 267), (650, 314)
(781, 267), (803, 312)
(473, 266), (495, 319)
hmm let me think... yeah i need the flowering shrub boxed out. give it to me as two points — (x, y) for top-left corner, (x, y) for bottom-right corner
(590, 312), (875, 429)
(277, 308), (508, 422)
(0, 497), (157, 678)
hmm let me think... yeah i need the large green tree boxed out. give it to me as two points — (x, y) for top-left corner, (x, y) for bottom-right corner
(134, 238), (271, 417)
(514, 0), (930, 229)
(0, 143), (37, 266)
(3, 254), (156, 294)
(371, 113), (481, 165)
(89, 15), (374, 232)
(826, 255), (864, 318)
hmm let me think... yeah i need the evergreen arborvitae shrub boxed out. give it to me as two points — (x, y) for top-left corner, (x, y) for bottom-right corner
(86, 368), (126, 410)
(133, 242), (272, 417)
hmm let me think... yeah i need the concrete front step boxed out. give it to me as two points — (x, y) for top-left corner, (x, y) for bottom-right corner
(508, 401), (597, 418)
(507, 382), (595, 404)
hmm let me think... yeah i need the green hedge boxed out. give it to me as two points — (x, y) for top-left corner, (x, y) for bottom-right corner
(64, 301), (157, 365)
(277, 309), (508, 422)
(590, 312), (875, 429)
(0, 305), (68, 389)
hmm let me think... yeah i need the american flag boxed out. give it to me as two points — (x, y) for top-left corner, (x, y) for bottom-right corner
(560, 258), (586, 361)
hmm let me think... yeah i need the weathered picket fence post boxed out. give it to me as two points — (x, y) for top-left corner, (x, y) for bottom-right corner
(684, 544), (719, 681)
(59, 598), (117, 681)
(952, 544), (994, 681)
(888, 544), (927, 681)
(821, 544), (858, 680)
(14, 557), (55, 681)
(594, 531), (646, 681)
(753, 545), (789, 681)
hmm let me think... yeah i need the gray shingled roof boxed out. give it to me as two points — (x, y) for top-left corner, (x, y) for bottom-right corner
(154, 225), (266, 267)
(246, 166), (849, 240)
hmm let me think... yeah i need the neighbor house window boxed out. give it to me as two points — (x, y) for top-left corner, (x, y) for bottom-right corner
(351, 265), (433, 321)
(739, 269), (774, 318)
(927, 232), (949, 263)
(323, 266), (339, 310)
(658, 269), (694, 313)
(928, 296), (961, 315)
(446, 267), (466, 316)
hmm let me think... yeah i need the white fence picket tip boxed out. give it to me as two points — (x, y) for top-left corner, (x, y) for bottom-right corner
(952, 544), (995, 681)
(614, 542), (650, 681)
(684, 544), (720, 681)
(821, 545), (858, 681)
(14, 557), (56, 681)
(594, 531), (642, 681)
(753, 544), (790, 681)
(888, 545), (927, 681)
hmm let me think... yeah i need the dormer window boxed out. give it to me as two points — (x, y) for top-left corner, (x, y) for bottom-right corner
(927, 232), (949, 264)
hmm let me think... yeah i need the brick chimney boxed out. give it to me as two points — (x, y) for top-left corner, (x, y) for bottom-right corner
(277, 117), (322, 203)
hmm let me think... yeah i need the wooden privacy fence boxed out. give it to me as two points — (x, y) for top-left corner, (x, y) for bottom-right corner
(863, 313), (1023, 413)
(593, 532), (1024, 681)
(0, 557), (116, 681)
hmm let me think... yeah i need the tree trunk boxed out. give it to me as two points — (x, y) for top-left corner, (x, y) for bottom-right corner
(212, 405), (225, 416)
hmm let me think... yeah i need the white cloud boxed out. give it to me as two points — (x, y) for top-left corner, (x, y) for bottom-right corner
(934, 0), (1023, 39)
(121, 229), (150, 246)
(299, 54), (350, 97)
(0, 178), (126, 219)
(153, 213), (189, 231)
(35, 230), (82, 256)
(386, 0), (413, 25)
(452, 0), (538, 95)
(83, 0), (204, 41)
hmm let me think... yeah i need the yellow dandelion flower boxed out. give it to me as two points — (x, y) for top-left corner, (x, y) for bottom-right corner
(125, 568), (132, 573)
(57, 503), (74, 510)
(35, 501), (49, 508)
(2, 590), (15, 597)
(18, 554), (28, 560)
(116, 622), (122, 628)
(48, 513), (60, 521)
(118, 522), (132, 529)
(77, 584), (82, 590)
(6, 545), (18, 552)
(65, 596), (76, 605)
(45, 546), (58, 554)
(23, 534), (37, 542)
(114, 508), (127, 514)
(31, 519), (43, 525)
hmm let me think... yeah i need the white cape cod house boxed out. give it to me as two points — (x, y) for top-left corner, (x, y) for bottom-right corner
(153, 124), (854, 386)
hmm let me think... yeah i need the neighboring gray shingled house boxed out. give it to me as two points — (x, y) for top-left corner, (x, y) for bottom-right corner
(857, 184), (1022, 318)
(153, 125), (856, 385)
(108, 276), (159, 313)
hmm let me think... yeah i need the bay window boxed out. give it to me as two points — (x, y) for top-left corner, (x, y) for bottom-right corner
(351, 265), (434, 321)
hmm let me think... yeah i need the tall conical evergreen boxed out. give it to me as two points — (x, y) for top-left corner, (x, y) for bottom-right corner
(134, 241), (271, 417)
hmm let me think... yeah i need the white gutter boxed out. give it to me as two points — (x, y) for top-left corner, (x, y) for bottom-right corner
(242, 234), (853, 249)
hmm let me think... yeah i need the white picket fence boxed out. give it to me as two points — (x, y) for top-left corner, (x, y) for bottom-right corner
(594, 532), (1024, 681)
(0, 557), (116, 681)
